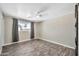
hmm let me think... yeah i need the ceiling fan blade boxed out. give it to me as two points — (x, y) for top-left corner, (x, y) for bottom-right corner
(38, 13), (48, 17)
(37, 6), (49, 14)
(27, 6), (50, 18)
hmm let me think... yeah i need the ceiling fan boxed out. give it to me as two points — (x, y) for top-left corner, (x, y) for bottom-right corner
(27, 6), (50, 18)
(35, 6), (49, 17)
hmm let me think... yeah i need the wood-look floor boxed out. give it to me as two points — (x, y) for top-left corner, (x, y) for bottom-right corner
(1, 39), (75, 56)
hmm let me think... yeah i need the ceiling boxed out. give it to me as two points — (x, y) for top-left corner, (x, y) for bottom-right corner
(0, 3), (75, 22)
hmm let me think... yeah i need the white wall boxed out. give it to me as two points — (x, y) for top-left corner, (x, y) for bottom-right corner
(0, 10), (4, 54)
(78, 9), (79, 55)
(34, 22), (42, 39)
(35, 13), (76, 49)
(4, 16), (13, 44)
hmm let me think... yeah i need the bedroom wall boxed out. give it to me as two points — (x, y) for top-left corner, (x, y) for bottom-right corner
(34, 22), (42, 39)
(4, 16), (13, 44)
(78, 9), (79, 55)
(0, 10), (4, 54)
(78, 16), (79, 55)
(36, 13), (76, 49)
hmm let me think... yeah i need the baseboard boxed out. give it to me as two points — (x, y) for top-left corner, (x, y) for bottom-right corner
(3, 39), (38, 46)
(3, 39), (31, 46)
(41, 38), (75, 50)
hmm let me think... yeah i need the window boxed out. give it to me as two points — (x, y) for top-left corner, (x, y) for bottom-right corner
(18, 20), (31, 31)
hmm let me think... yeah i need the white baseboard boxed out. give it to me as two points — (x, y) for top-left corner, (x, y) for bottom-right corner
(3, 39), (31, 46)
(3, 39), (38, 46)
(41, 38), (75, 50)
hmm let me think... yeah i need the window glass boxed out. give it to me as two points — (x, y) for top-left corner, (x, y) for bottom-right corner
(18, 20), (31, 31)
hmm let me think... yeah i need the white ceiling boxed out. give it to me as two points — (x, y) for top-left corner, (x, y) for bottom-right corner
(0, 3), (75, 22)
